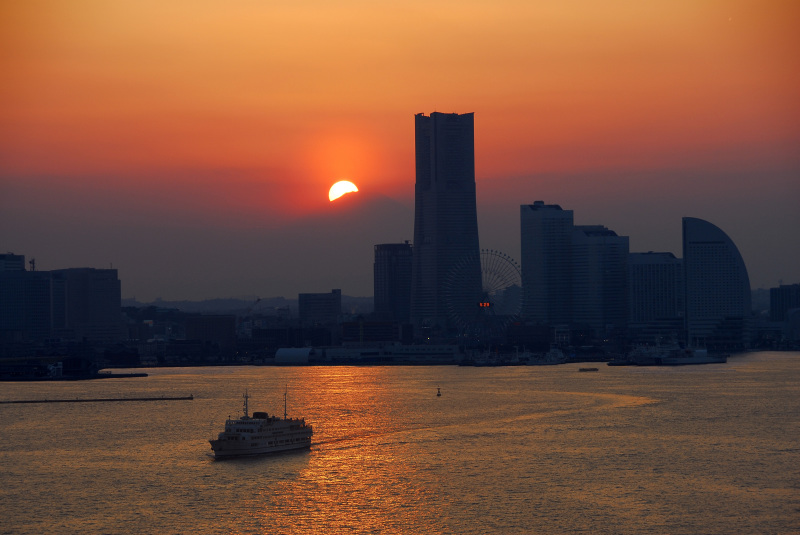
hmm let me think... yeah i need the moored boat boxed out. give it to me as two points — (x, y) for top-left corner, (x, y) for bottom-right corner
(627, 345), (727, 366)
(659, 348), (728, 365)
(209, 391), (313, 459)
(525, 347), (567, 366)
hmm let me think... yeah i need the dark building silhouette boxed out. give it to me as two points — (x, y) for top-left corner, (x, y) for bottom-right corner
(252, 325), (332, 352)
(520, 201), (573, 324)
(2, 258), (125, 345)
(770, 283), (800, 322)
(374, 242), (412, 323)
(628, 252), (684, 344)
(683, 217), (751, 350)
(0, 254), (51, 342)
(411, 112), (481, 336)
(785, 310), (800, 344)
(51, 268), (125, 342)
(185, 315), (236, 351)
(299, 288), (342, 333)
(518, 203), (630, 344)
(341, 320), (406, 344)
(572, 225), (629, 339)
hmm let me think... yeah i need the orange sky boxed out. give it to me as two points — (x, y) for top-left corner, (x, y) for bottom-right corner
(1, 0), (798, 299)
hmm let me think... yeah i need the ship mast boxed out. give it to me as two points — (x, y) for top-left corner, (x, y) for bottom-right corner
(243, 390), (249, 418)
(283, 385), (287, 420)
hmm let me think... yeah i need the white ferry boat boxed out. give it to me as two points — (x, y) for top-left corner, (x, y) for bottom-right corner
(209, 391), (313, 459)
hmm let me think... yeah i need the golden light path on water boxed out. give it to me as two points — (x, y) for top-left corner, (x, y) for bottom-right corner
(0, 352), (798, 534)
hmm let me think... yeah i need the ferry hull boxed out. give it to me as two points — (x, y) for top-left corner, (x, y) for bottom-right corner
(210, 436), (312, 459)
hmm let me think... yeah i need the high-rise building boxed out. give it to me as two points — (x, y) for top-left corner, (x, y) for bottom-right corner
(520, 201), (573, 324)
(0, 268), (52, 343)
(374, 242), (412, 323)
(628, 252), (684, 343)
(770, 283), (800, 322)
(571, 225), (629, 337)
(411, 112), (481, 335)
(2, 260), (126, 344)
(299, 289), (342, 327)
(683, 217), (751, 350)
(0, 253), (29, 342)
(51, 268), (125, 342)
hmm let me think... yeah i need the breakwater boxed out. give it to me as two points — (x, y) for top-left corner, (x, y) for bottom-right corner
(0, 394), (193, 404)
(0, 372), (149, 382)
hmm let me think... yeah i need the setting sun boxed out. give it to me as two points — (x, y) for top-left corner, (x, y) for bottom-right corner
(329, 180), (359, 201)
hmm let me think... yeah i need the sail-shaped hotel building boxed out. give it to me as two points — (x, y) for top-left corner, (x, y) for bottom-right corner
(683, 217), (751, 350)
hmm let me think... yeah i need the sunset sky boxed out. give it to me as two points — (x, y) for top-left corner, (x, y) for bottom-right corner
(1, 0), (798, 301)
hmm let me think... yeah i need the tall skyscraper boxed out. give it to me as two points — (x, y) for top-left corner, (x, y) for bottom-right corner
(374, 242), (412, 323)
(520, 201), (574, 324)
(683, 217), (751, 350)
(411, 112), (481, 336)
(571, 225), (629, 337)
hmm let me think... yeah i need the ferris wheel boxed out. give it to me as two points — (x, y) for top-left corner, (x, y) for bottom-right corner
(444, 249), (523, 342)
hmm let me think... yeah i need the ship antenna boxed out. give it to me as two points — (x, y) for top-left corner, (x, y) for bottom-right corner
(243, 390), (249, 418)
(283, 385), (288, 420)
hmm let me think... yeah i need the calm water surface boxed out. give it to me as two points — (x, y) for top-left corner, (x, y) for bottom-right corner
(1, 352), (798, 534)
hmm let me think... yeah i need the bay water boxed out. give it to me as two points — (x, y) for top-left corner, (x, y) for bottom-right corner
(1, 351), (798, 534)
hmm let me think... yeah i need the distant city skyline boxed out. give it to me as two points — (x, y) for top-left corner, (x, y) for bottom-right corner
(1, 2), (798, 300)
(2, 182), (797, 302)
